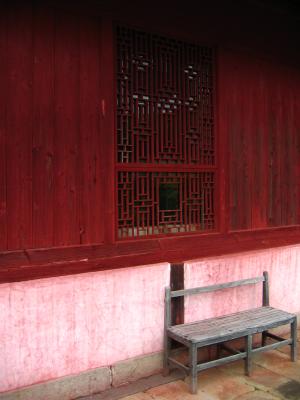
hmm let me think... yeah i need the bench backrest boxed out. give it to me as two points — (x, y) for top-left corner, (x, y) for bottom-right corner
(165, 271), (269, 328)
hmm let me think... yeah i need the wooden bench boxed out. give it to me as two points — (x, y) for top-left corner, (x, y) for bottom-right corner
(163, 271), (297, 394)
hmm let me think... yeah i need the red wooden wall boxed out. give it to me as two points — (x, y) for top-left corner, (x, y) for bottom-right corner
(0, 1), (300, 281)
(223, 52), (300, 231)
(0, 4), (105, 250)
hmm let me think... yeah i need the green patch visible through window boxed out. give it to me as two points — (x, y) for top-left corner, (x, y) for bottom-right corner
(159, 183), (179, 210)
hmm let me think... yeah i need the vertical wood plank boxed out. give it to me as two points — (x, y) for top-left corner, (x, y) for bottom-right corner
(100, 17), (115, 244)
(0, 7), (7, 250)
(245, 334), (252, 376)
(189, 343), (198, 394)
(228, 56), (240, 231)
(268, 67), (281, 227)
(54, 10), (80, 246)
(217, 48), (229, 233)
(79, 15), (104, 245)
(295, 74), (300, 225)
(245, 65), (253, 229)
(260, 62), (269, 228)
(6, 4), (33, 249)
(285, 71), (297, 225)
(278, 75), (287, 226)
(163, 286), (171, 376)
(252, 62), (268, 229)
(263, 271), (269, 307)
(32, 4), (55, 247)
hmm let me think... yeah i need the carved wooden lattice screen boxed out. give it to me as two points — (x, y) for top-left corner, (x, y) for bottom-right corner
(116, 26), (216, 239)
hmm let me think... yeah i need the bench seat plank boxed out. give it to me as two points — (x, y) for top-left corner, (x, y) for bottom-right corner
(167, 307), (295, 346)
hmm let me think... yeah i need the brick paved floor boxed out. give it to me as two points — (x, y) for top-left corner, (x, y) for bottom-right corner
(83, 332), (300, 400)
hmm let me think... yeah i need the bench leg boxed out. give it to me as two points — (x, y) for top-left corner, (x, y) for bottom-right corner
(291, 317), (297, 362)
(163, 335), (171, 376)
(189, 343), (198, 394)
(245, 335), (252, 376)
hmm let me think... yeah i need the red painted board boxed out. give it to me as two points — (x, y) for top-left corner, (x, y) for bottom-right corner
(6, 4), (33, 249)
(32, 5), (55, 248)
(79, 14), (104, 244)
(0, 7), (7, 250)
(53, 10), (80, 246)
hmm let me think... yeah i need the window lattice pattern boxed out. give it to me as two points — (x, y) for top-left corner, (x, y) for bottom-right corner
(118, 172), (215, 238)
(116, 26), (215, 165)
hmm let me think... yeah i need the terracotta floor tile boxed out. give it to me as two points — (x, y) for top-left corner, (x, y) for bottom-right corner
(235, 391), (282, 400)
(253, 351), (300, 382)
(146, 380), (213, 399)
(120, 393), (155, 400)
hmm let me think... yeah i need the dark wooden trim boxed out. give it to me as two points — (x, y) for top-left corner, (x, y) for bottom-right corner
(216, 47), (229, 234)
(116, 163), (217, 172)
(100, 16), (115, 244)
(170, 263), (184, 325)
(1, 225), (300, 283)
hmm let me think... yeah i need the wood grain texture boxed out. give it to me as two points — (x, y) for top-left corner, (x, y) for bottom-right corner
(100, 18), (115, 244)
(32, 5), (55, 247)
(2, 225), (300, 283)
(0, 2), (300, 279)
(53, 10), (80, 246)
(227, 54), (300, 231)
(6, 4), (33, 249)
(79, 15), (103, 245)
(168, 307), (295, 345)
(0, 4), (105, 251)
(170, 276), (264, 298)
(0, 6), (7, 250)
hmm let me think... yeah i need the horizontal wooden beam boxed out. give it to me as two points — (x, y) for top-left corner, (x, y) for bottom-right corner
(168, 357), (190, 374)
(265, 332), (287, 342)
(252, 339), (292, 353)
(116, 163), (217, 172)
(171, 276), (264, 298)
(1, 225), (300, 283)
(197, 352), (246, 371)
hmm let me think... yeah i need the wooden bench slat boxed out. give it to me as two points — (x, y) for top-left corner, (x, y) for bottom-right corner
(168, 307), (295, 345)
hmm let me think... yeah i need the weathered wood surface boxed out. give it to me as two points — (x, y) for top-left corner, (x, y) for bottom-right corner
(164, 273), (297, 394)
(168, 307), (295, 345)
(170, 276), (264, 298)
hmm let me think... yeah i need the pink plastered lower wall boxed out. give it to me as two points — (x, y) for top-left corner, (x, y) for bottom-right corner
(0, 263), (170, 393)
(1, 245), (300, 394)
(184, 245), (300, 323)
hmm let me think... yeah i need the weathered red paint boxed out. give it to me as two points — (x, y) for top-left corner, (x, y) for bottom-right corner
(0, 2), (300, 282)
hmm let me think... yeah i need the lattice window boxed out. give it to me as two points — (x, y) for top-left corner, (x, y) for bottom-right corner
(116, 26), (216, 239)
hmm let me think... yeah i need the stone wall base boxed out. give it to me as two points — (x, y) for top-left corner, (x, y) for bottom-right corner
(0, 352), (163, 400)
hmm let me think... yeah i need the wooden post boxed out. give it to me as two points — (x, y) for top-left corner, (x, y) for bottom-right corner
(189, 343), (198, 394)
(245, 335), (252, 376)
(262, 271), (270, 346)
(291, 317), (297, 362)
(263, 271), (270, 306)
(163, 287), (171, 376)
(171, 263), (184, 325)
